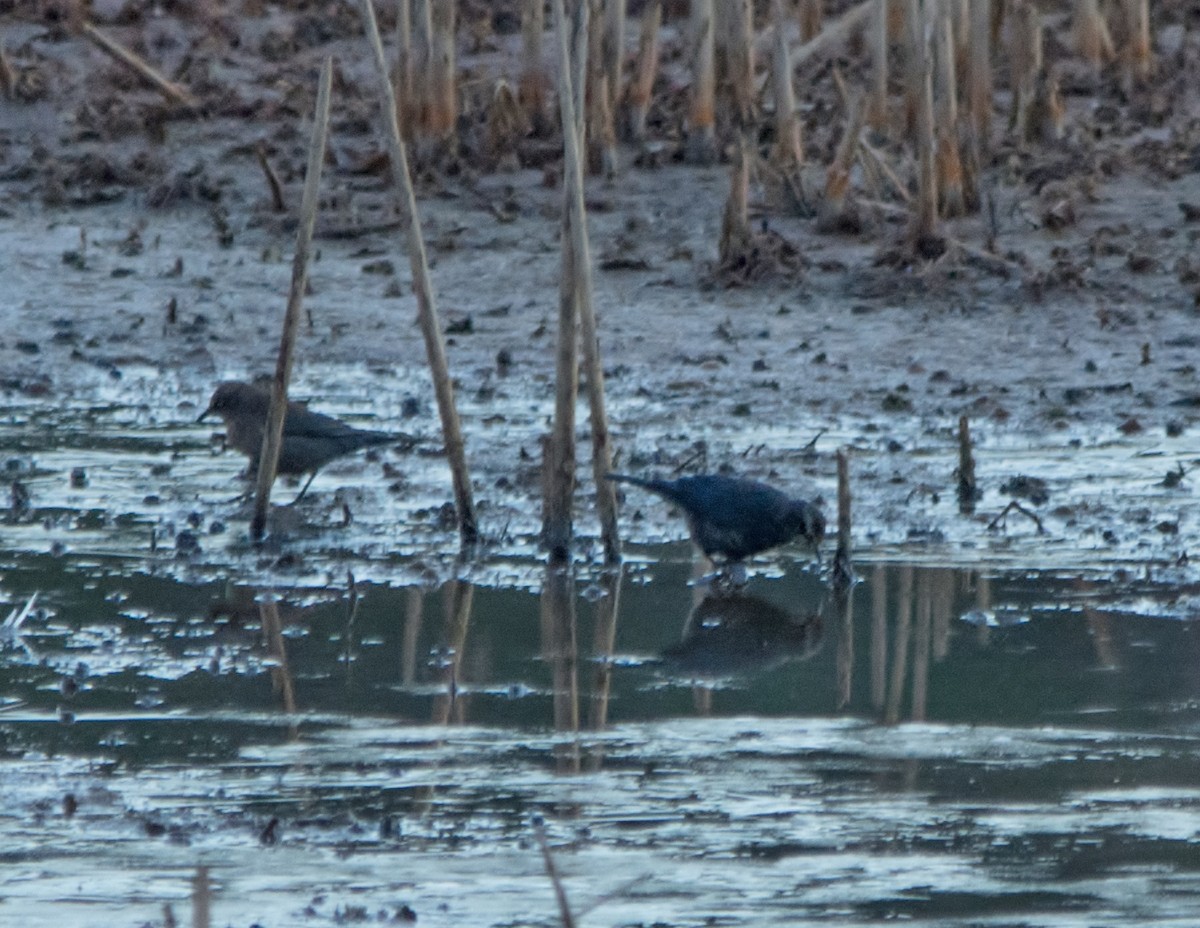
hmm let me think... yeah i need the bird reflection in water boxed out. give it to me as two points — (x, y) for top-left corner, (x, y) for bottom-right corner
(658, 590), (823, 681)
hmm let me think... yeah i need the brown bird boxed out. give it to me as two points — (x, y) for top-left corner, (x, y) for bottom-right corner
(199, 381), (398, 501)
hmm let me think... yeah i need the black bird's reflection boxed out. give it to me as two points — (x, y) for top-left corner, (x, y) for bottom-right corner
(658, 591), (823, 680)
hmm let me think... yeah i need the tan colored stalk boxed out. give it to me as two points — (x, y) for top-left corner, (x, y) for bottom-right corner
(832, 448), (853, 590)
(967, 0), (991, 151)
(394, 0), (413, 137)
(719, 140), (751, 266)
(424, 0), (457, 150)
(935, 5), (965, 216)
(1121, 0), (1152, 86)
(1072, 0), (1114, 71)
(867, 0), (889, 131)
(250, 59), (332, 541)
(770, 0), (804, 172)
(819, 89), (865, 229)
(1008, 0), (1041, 139)
(908, 0), (939, 250)
(603, 0), (627, 135)
(358, 0), (479, 547)
(687, 0), (718, 163)
(587, 0), (620, 176)
(520, 0), (548, 121)
(624, 0), (661, 141)
(81, 22), (197, 108)
(717, 0), (755, 128)
(798, 0), (824, 42)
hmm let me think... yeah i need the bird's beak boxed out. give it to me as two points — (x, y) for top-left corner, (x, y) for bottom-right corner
(197, 404), (213, 424)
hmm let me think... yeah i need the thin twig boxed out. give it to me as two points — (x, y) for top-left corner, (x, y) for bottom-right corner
(81, 22), (197, 108)
(533, 817), (576, 928)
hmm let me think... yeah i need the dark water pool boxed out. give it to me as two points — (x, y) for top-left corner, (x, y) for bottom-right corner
(1, 549), (1198, 926)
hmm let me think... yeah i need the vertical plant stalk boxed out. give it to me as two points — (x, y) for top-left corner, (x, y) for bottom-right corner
(686, 0), (718, 163)
(935, 5), (965, 216)
(819, 89), (865, 229)
(520, 0), (549, 128)
(1072, 0), (1113, 71)
(358, 0), (479, 547)
(624, 0), (661, 141)
(957, 414), (977, 513)
(412, 0), (433, 135)
(587, 0), (620, 176)
(885, 564), (914, 724)
(869, 564), (888, 708)
(587, 565), (623, 731)
(431, 579), (474, 724)
(718, 0), (756, 128)
(533, 816), (577, 928)
(557, 0), (623, 564)
(868, 0), (889, 131)
(907, 0), (939, 250)
(718, 139), (751, 266)
(967, 0), (991, 153)
(1121, 0), (1152, 87)
(798, 0), (824, 41)
(250, 58), (333, 542)
(833, 448), (853, 591)
(603, 0), (627, 139)
(395, 0), (413, 138)
(770, 0), (804, 173)
(540, 565), (580, 735)
(425, 0), (458, 151)
(1008, 0), (1041, 140)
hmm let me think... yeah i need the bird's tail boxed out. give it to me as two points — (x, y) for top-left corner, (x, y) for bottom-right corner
(604, 472), (673, 496)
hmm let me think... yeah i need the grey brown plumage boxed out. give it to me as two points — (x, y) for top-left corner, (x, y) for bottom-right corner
(606, 472), (825, 563)
(199, 381), (397, 494)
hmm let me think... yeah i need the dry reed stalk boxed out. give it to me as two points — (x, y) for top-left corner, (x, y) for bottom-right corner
(520, 0), (550, 128)
(543, 0), (587, 564)
(422, 0), (457, 152)
(799, 0), (824, 42)
(586, 566), (623, 730)
(258, 597), (297, 712)
(250, 58), (332, 542)
(603, 0), (627, 134)
(716, 0), (755, 128)
(0, 44), (14, 99)
(81, 22), (197, 108)
(935, 6), (966, 216)
(957, 414), (977, 512)
(867, 0), (889, 130)
(884, 564), (914, 724)
(192, 866), (212, 928)
(908, 0), (939, 252)
(1120, 0), (1152, 86)
(566, 0), (622, 563)
(1072, 0), (1113, 71)
(832, 448), (853, 591)
(1008, 0), (1041, 139)
(836, 580), (855, 708)
(718, 140), (751, 266)
(686, 0), (718, 163)
(858, 136), (910, 201)
(752, 0), (873, 95)
(358, 0), (479, 547)
(818, 89), (865, 231)
(966, 0), (991, 150)
(623, 0), (661, 141)
(587, 2), (620, 176)
(770, 0), (804, 173)
(394, 0), (413, 137)
(902, 0), (921, 134)
(485, 78), (528, 163)
(540, 566), (580, 735)
(533, 816), (577, 928)
(431, 579), (474, 724)
(254, 142), (286, 212)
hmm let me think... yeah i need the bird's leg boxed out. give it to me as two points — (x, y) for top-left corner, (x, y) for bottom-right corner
(290, 471), (319, 505)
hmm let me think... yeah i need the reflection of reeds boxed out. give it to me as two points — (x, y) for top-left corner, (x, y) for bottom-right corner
(540, 567), (580, 760)
(885, 564), (913, 724)
(431, 579), (474, 724)
(870, 564), (887, 709)
(833, 448), (853, 590)
(587, 566), (623, 733)
(258, 595), (297, 714)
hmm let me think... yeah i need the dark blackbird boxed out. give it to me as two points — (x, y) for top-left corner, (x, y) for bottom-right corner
(199, 381), (397, 499)
(606, 473), (825, 563)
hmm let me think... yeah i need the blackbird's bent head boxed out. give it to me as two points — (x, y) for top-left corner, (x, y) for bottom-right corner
(788, 500), (826, 549)
(198, 381), (268, 423)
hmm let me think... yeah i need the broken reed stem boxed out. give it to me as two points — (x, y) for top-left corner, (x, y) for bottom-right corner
(254, 142), (286, 212)
(799, 0), (825, 42)
(908, 0), (939, 250)
(534, 817), (577, 928)
(250, 57), (332, 542)
(395, 0), (413, 138)
(967, 0), (991, 152)
(819, 90), (865, 229)
(718, 0), (756, 128)
(554, 0), (622, 565)
(358, 0), (479, 548)
(935, 5), (966, 217)
(603, 0), (627, 139)
(719, 139), (752, 266)
(957, 414), (977, 513)
(624, 0), (661, 141)
(686, 0), (717, 163)
(423, 0), (457, 151)
(1072, 0), (1114, 70)
(833, 447), (853, 590)
(867, 0), (889, 131)
(520, 0), (549, 125)
(0, 44), (15, 100)
(1121, 0), (1152, 86)
(1008, 0), (1041, 139)
(81, 22), (197, 108)
(770, 0), (804, 173)
(587, 0), (619, 177)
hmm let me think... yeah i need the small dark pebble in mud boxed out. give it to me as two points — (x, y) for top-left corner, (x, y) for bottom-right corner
(62, 794), (77, 818)
(69, 467), (87, 488)
(175, 530), (201, 557)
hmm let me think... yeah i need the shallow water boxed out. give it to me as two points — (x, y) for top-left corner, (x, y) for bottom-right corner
(2, 549), (1199, 927)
